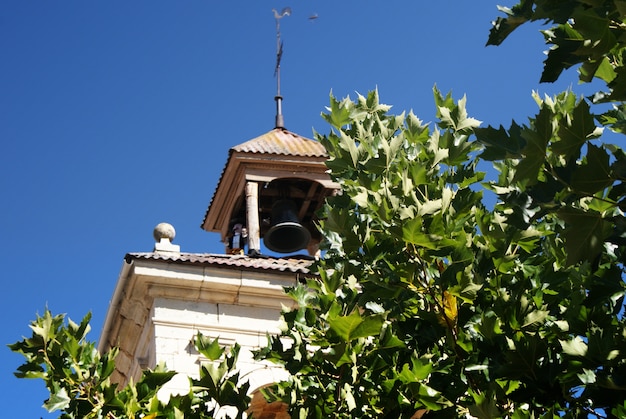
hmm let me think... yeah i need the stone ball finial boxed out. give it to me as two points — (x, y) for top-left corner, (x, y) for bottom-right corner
(153, 222), (176, 242)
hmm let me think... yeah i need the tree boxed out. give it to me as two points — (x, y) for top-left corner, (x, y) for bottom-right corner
(9, 310), (250, 418)
(10, 1), (626, 417)
(259, 86), (625, 417)
(258, 1), (626, 417)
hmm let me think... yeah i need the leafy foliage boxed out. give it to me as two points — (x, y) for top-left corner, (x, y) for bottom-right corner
(258, 85), (626, 417)
(488, 0), (626, 134)
(256, 2), (626, 415)
(9, 310), (250, 418)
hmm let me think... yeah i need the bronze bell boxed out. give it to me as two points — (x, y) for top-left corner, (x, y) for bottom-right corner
(264, 199), (311, 253)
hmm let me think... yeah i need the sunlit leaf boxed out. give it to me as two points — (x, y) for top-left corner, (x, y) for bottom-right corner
(44, 388), (70, 412)
(195, 333), (224, 361)
(437, 291), (458, 328)
(560, 336), (588, 357)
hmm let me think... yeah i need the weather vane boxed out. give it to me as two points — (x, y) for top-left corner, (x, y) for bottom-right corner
(272, 7), (291, 129)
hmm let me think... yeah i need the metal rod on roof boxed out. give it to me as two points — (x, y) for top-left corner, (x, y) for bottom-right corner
(273, 7), (291, 129)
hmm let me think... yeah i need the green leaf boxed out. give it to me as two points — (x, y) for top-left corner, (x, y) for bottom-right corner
(68, 312), (92, 340)
(352, 315), (384, 340)
(581, 56), (616, 84)
(398, 358), (432, 383)
(514, 107), (553, 184)
(577, 368), (597, 384)
(405, 111), (430, 144)
(437, 95), (481, 133)
(558, 207), (613, 265)
(323, 93), (351, 128)
(475, 122), (524, 160)
(44, 387), (70, 412)
(554, 99), (601, 159)
(379, 325), (405, 349)
(341, 383), (357, 411)
(329, 311), (383, 342)
(560, 336), (588, 357)
(30, 309), (59, 342)
(597, 105), (626, 133)
(194, 333), (224, 361)
(402, 217), (437, 249)
(410, 164), (429, 185)
(540, 34), (583, 82)
(339, 131), (359, 168)
(139, 368), (177, 393)
(469, 397), (500, 419)
(522, 310), (549, 328)
(14, 363), (46, 379)
(329, 311), (363, 342)
(570, 144), (612, 194)
(486, 3), (533, 46)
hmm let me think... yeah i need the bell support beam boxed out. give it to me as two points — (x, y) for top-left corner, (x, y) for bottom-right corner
(246, 181), (261, 255)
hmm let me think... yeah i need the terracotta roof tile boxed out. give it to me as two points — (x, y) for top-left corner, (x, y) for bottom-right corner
(125, 252), (315, 275)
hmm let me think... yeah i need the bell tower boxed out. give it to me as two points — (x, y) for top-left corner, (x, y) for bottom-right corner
(201, 128), (338, 256)
(202, 7), (337, 256)
(99, 8), (338, 412)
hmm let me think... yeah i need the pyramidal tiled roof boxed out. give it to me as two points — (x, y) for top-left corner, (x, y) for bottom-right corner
(232, 128), (327, 157)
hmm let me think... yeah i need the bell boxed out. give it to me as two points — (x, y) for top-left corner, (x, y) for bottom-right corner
(264, 199), (311, 253)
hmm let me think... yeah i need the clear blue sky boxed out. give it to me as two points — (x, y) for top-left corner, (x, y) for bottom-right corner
(0, 1), (605, 416)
